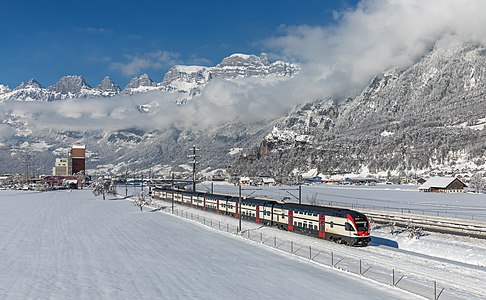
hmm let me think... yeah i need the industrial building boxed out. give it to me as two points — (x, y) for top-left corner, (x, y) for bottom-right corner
(52, 143), (86, 176)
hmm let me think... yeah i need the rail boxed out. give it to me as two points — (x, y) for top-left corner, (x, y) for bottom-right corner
(360, 208), (486, 239)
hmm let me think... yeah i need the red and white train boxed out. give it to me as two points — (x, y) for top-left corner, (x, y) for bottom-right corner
(152, 188), (371, 246)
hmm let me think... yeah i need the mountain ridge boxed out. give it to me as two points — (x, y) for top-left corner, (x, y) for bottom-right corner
(0, 53), (299, 102)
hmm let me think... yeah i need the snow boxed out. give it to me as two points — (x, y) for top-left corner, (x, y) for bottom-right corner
(172, 65), (206, 73)
(380, 130), (395, 137)
(418, 176), (462, 189)
(228, 147), (243, 155)
(228, 53), (254, 60)
(0, 189), (411, 299)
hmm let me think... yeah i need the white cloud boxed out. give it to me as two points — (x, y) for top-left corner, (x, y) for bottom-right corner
(110, 51), (180, 76)
(266, 0), (486, 99)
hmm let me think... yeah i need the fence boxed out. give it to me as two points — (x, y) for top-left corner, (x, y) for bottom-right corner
(148, 202), (471, 300)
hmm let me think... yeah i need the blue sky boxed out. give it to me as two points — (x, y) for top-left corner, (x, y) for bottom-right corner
(0, 0), (358, 88)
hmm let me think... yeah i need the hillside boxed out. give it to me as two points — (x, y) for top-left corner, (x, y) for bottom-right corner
(232, 42), (486, 180)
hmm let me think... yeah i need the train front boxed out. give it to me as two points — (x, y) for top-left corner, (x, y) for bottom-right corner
(346, 212), (371, 246)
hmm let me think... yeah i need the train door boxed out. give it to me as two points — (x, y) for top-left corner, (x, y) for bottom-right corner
(318, 215), (326, 239)
(216, 199), (220, 214)
(256, 205), (260, 223)
(288, 210), (294, 231)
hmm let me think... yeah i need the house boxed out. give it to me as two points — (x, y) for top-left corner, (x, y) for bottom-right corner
(418, 177), (467, 193)
(303, 176), (322, 184)
(239, 176), (252, 186)
(260, 177), (276, 186)
(343, 177), (379, 185)
(416, 177), (427, 185)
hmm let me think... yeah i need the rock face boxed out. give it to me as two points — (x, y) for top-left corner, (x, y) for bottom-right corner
(96, 76), (121, 96)
(211, 53), (296, 79)
(48, 76), (91, 94)
(122, 74), (159, 94)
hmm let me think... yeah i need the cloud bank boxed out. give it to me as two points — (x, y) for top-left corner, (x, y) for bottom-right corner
(2, 0), (486, 136)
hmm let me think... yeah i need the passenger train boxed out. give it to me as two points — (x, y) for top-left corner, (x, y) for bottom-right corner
(152, 188), (371, 246)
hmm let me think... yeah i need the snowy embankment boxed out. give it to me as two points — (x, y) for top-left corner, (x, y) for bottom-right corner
(0, 190), (410, 300)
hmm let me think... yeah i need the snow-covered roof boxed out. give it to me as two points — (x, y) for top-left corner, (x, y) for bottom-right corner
(419, 177), (465, 189)
(261, 177), (276, 183)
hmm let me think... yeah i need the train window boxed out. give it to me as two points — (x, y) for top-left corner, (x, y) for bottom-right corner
(345, 223), (353, 231)
(298, 222), (302, 227)
(303, 223), (307, 229)
(356, 222), (368, 231)
(314, 225), (318, 230)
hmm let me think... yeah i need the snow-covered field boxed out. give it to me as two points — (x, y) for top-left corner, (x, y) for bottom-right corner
(0, 189), (413, 300)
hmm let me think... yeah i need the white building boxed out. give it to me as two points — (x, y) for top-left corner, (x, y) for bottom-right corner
(52, 158), (69, 176)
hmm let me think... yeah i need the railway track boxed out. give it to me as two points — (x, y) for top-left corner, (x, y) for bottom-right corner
(195, 186), (486, 239)
(361, 208), (486, 238)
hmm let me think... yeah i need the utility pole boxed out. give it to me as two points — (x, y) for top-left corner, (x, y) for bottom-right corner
(125, 169), (128, 198)
(188, 145), (200, 192)
(148, 168), (152, 196)
(238, 184), (242, 233)
(170, 172), (174, 214)
(171, 172), (175, 214)
(299, 185), (302, 204)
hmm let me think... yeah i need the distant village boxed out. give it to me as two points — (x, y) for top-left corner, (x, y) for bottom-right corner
(0, 143), (482, 194)
(0, 143), (87, 190)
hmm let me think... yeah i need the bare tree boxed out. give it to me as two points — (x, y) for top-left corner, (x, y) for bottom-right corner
(133, 190), (153, 211)
(388, 221), (396, 235)
(406, 221), (423, 239)
(92, 176), (117, 200)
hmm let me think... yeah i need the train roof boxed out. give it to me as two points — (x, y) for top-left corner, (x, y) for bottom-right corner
(279, 202), (366, 218)
(155, 188), (367, 218)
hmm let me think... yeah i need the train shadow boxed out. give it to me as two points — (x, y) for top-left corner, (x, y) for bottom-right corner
(369, 236), (399, 248)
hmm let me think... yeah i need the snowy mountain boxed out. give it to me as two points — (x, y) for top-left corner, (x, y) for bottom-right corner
(157, 53), (299, 102)
(96, 76), (121, 97)
(121, 74), (159, 95)
(0, 76), (114, 101)
(0, 53), (298, 102)
(232, 42), (486, 180)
